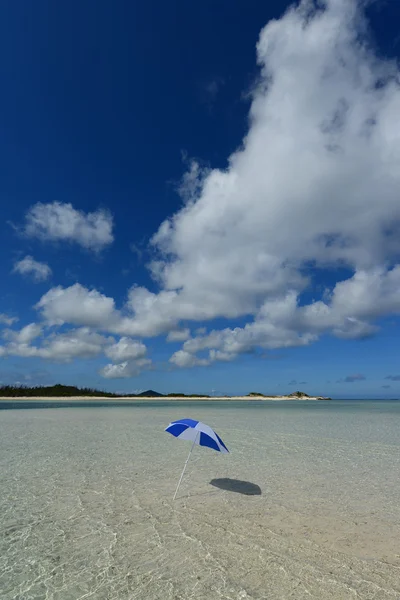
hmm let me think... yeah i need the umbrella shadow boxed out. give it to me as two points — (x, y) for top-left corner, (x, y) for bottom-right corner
(210, 478), (262, 496)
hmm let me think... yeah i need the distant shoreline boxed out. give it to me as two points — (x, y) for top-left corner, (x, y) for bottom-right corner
(0, 395), (331, 402)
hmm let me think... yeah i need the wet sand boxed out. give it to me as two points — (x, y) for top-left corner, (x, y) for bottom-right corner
(1, 402), (399, 599)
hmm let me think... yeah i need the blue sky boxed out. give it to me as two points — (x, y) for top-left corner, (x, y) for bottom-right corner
(1, 0), (400, 398)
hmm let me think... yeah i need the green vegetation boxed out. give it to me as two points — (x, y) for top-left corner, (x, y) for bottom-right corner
(288, 391), (310, 398)
(0, 384), (117, 398)
(0, 385), (209, 398)
(246, 391), (314, 399)
(0, 385), (328, 399)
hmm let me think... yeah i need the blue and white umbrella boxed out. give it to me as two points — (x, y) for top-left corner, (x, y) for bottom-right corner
(165, 418), (229, 499)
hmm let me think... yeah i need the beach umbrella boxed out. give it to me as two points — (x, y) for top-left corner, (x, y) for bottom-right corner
(165, 418), (229, 500)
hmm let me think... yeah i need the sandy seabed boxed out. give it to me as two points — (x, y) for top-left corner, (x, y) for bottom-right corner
(0, 402), (399, 599)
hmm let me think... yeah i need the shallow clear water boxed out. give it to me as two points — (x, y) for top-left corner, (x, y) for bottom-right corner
(1, 400), (399, 599)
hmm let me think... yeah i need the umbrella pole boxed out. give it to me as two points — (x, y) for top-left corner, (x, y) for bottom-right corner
(173, 433), (198, 500)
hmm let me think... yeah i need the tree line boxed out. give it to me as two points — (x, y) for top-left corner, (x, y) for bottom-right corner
(0, 384), (212, 398)
(0, 384), (117, 398)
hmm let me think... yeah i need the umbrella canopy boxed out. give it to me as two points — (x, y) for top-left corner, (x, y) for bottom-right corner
(165, 418), (229, 499)
(165, 418), (229, 453)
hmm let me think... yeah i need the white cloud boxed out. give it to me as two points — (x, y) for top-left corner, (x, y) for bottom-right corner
(105, 337), (147, 362)
(100, 337), (151, 379)
(3, 323), (43, 345)
(23, 201), (113, 251)
(2, 327), (112, 362)
(320, 267), (400, 323)
(36, 284), (118, 328)
(144, 0), (400, 361)
(99, 358), (151, 379)
(177, 269), (398, 363)
(43, 328), (112, 361)
(151, 0), (400, 310)
(100, 362), (132, 379)
(179, 309), (317, 366)
(177, 159), (211, 204)
(35, 283), (195, 338)
(13, 256), (52, 282)
(23, 1), (400, 371)
(35, 284), (166, 338)
(208, 349), (236, 362)
(166, 328), (191, 342)
(290, 267), (400, 340)
(169, 350), (210, 368)
(0, 320), (153, 372)
(0, 314), (18, 326)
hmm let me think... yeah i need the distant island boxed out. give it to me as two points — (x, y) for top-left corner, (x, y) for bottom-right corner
(246, 391), (330, 400)
(0, 384), (331, 400)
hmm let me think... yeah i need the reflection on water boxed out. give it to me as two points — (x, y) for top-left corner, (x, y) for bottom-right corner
(1, 402), (400, 599)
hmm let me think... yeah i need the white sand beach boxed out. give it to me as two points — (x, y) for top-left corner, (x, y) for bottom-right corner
(1, 401), (399, 599)
(0, 395), (329, 401)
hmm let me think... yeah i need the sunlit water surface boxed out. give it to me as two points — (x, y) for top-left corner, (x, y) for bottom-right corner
(1, 400), (399, 599)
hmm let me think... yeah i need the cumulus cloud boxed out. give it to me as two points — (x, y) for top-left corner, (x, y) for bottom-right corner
(22, 1), (400, 371)
(0, 314), (18, 326)
(35, 283), (197, 338)
(105, 337), (147, 362)
(0, 320), (153, 373)
(145, 0), (398, 362)
(22, 201), (113, 251)
(166, 328), (191, 342)
(99, 336), (151, 379)
(43, 329), (112, 361)
(171, 267), (399, 363)
(100, 362), (132, 379)
(99, 358), (151, 379)
(208, 349), (235, 362)
(196, 327), (207, 336)
(169, 347), (236, 368)
(36, 284), (118, 328)
(2, 327), (113, 362)
(169, 350), (210, 368)
(299, 268), (400, 337)
(181, 302), (317, 363)
(13, 256), (52, 282)
(177, 159), (211, 205)
(3, 323), (43, 345)
(34, 283), (169, 337)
